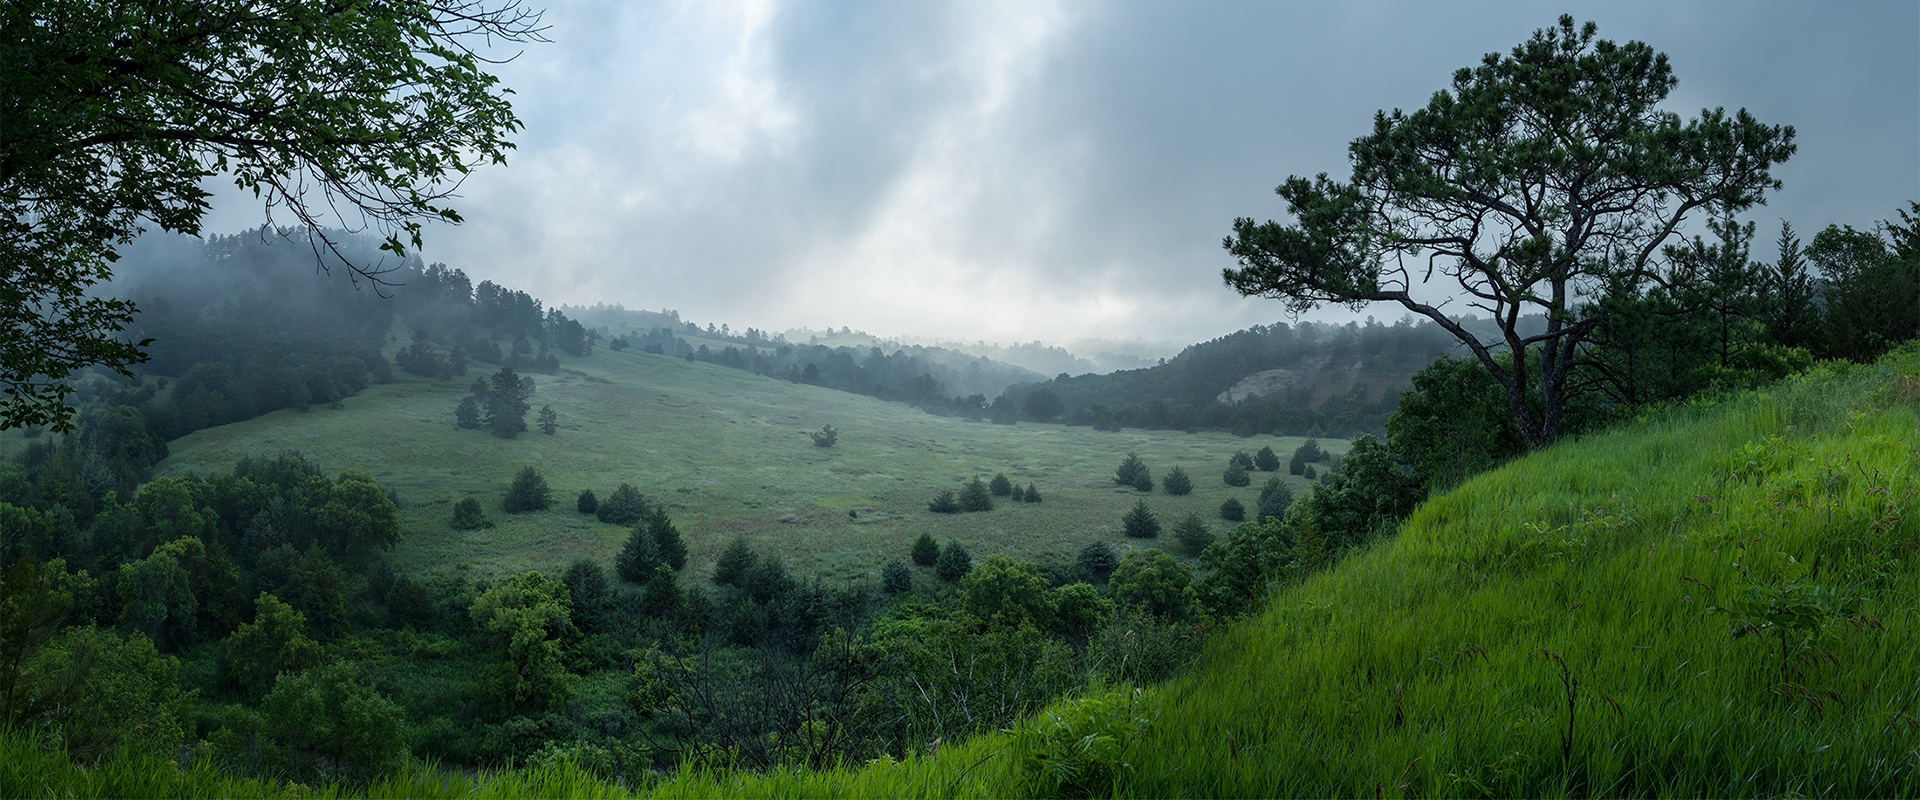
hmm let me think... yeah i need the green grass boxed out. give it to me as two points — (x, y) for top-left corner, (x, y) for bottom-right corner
(148, 346), (1339, 585)
(20, 347), (1914, 798)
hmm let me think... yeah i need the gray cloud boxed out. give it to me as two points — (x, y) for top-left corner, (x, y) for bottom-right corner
(196, 0), (1920, 347)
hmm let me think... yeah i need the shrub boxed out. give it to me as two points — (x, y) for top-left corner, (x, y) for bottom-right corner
(1223, 460), (1251, 487)
(575, 489), (597, 514)
(958, 477), (995, 512)
(1303, 465), (1317, 480)
(1121, 499), (1160, 539)
(911, 532), (940, 565)
(1009, 484), (1028, 502)
(1219, 497), (1246, 522)
(1110, 550), (1194, 620)
(1230, 450), (1254, 469)
(595, 483), (649, 525)
(1025, 483), (1042, 503)
(1254, 445), (1280, 471)
(1114, 452), (1145, 486)
(1162, 466), (1193, 496)
(502, 466), (551, 513)
(1173, 513), (1213, 555)
(935, 541), (972, 582)
(1131, 466), (1153, 493)
(989, 472), (1014, 497)
(450, 497), (493, 529)
(881, 558), (914, 594)
(1295, 438), (1327, 462)
(928, 489), (961, 514)
(811, 424), (838, 447)
(538, 405), (557, 435)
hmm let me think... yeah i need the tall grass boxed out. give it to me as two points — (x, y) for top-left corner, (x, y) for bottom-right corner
(11, 351), (1915, 797)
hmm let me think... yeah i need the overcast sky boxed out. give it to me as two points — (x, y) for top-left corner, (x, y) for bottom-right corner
(205, 0), (1920, 349)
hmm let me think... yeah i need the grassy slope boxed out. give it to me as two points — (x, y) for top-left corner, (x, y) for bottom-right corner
(11, 350), (1914, 798)
(637, 350), (1920, 797)
(149, 346), (1339, 584)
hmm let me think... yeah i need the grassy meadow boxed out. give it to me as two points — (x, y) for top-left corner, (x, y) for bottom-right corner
(147, 345), (1341, 585)
(11, 346), (1915, 798)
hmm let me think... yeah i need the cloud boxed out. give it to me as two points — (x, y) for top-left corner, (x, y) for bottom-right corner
(195, 0), (1920, 349)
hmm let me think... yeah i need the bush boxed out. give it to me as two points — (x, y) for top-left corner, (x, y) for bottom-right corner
(928, 489), (960, 514)
(596, 483), (649, 525)
(912, 532), (940, 565)
(1024, 483), (1042, 503)
(1173, 513), (1213, 555)
(502, 466), (552, 513)
(1230, 451), (1254, 469)
(811, 424), (838, 447)
(881, 558), (914, 594)
(575, 489), (597, 514)
(1121, 499), (1160, 539)
(958, 477), (995, 512)
(538, 405), (558, 435)
(1254, 445), (1280, 471)
(1110, 550), (1194, 620)
(1219, 497), (1246, 521)
(1303, 465), (1317, 480)
(1130, 466), (1153, 493)
(989, 472), (1014, 497)
(1162, 466), (1193, 496)
(450, 497), (493, 529)
(1223, 460), (1251, 487)
(1077, 540), (1120, 581)
(936, 541), (973, 582)
(1009, 484), (1028, 502)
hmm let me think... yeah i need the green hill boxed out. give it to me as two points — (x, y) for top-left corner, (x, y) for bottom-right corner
(150, 340), (1340, 584)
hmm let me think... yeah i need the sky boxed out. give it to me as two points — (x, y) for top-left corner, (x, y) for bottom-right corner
(200, 0), (1920, 351)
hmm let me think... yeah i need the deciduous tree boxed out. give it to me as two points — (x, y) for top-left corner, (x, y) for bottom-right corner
(1, 0), (543, 431)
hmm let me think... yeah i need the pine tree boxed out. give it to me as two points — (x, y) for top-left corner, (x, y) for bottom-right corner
(1008, 484), (1027, 502)
(1174, 513), (1214, 555)
(712, 536), (756, 586)
(1231, 450), (1255, 469)
(646, 507), (688, 570)
(455, 396), (481, 429)
(1254, 445), (1281, 471)
(911, 532), (941, 565)
(1162, 466), (1193, 496)
(1114, 452), (1146, 486)
(1223, 460), (1251, 487)
(935, 541), (972, 582)
(596, 483), (649, 525)
(538, 405), (557, 435)
(502, 466), (551, 513)
(1077, 540), (1119, 580)
(958, 477), (994, 512)
(989, 472), (1014, 497)
(1131, 466), (1154, 493)
(1257, 476), (1294, 522)
(881, 558), (914, 594)
(576, 489), (597, 514)
(1122, 499), (1161, 538)
(642, 565), (687, 618)
(1024, 483), (1042, 503)
(483, 367), (534, 439)
(1220, 497), (1246, 522)
(615, 524), (660, 583)
(927, 489), (960, 514)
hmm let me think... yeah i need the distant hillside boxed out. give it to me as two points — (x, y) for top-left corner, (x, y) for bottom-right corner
(1003, 315), (1546, 438)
